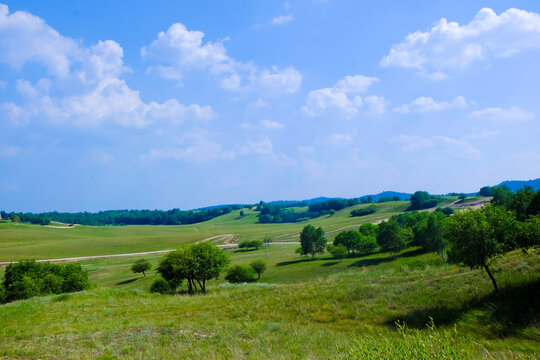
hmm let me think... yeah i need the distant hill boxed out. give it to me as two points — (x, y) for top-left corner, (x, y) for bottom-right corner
(359, 191), (412, 201)
(495, 178), (540, 192)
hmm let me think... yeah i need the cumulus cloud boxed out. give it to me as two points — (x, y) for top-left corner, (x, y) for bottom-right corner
(380, 8), (540, 74)
(394, 135), (480, 159)
(394, 96), (468, 113)
(301, 75), (383, 116)
(468, 107), (534, 122)
(142, 22), (302, 96)
(0, 4), (212, 127)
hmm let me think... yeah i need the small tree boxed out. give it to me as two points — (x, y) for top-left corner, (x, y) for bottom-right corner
(327, 244), (348, 262)
(250, 260), (267, 280)
(10, 214), (20, 223)
(131, 259), (152, 277)
(446, 208), (507, 292)
(376, 220), (406, 257)
(334, 230), (361, 255)
(239, 210), (245, 217)
(299, 225), (327, 259)
(225, 265), (257, 283)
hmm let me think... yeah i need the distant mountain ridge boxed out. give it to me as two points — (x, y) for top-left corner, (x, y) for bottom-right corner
(496, 178), (540, 192)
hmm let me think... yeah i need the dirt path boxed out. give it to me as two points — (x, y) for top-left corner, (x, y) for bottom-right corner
(196, 234), (235, 244)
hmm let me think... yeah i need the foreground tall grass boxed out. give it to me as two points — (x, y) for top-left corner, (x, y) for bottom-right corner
(0, 245), (538, 359)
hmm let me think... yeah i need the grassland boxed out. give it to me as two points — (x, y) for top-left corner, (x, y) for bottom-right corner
(2, 197), (537, 359)
(0, 201), (415, 262)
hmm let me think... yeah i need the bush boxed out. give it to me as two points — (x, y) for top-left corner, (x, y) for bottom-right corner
(150, 277), (172, 294)
(225, 265), (257, 283)
(351, 205), (377, 217)
(327, 244), (348, 261)
(435, 207), (454, 216)
(1, 260), (89, 302)
(238, 240), (264, 250)
(0, 283), (5, 303)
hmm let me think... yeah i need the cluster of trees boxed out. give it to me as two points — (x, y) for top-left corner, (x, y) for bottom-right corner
(152, 243), (229, 294)
(359, 195), (404, 204)
(0, 260), (89, 303)
(258, 199), (359, 223)
(350, 205), (377, 217)
(1, 206), (243, 226)
(1, 212), (50, 225)
(238, 240), (264, 250)
(224, 260), (267, 283)
(408, 191), (441, 210)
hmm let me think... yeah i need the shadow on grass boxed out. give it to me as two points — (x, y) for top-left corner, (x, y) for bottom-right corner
(348, 248), (426, 268)
(233, 249), (258, 253)
(322, 261), (340, 267)
(116, 278), (139, 285)
(384, 279), (540, 337)
(276, 258), (315, 266)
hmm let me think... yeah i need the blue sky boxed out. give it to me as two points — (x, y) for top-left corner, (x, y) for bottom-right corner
(1, 0), (540, 212)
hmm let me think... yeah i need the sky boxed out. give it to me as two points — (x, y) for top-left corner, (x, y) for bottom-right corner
(1, 0), (540, 212)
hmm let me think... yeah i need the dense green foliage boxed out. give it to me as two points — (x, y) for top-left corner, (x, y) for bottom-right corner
(257, 198), (358, 223)
(299, 225), (327, 259)
(238, 240), (264, 250)
(1, 206), (243, 226)
(2, 212), (49, 225)
(350, 205), (377, 217)
(150, 277), (172, 294)
(156, 243), (229, 294)
(409, 191), (440, 210)
(224, 264), (257, 283)
(326, 244), (348, 261)
(376, 220), (408, 256)
(131, 259), (151, 277)
(1, 260), (89, 303)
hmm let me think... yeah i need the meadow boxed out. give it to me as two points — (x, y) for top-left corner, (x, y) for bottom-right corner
(1, 197), (538, 359)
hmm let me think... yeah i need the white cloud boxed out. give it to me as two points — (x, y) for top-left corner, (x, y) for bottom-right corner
(395, 135), (480, 159)
(380, 8), (540, 73)
(142, 135), (235, 163)
(142, 22), (302, 96)
(394, 96), (468, 113)
(0, 80), (6, 89)
(301, 75), (383, 116)
(0, 4), (211, 128)
(270, 14), (294, 25)
(260, 119), (284, 129)
(327, 133), (354, 145)
(468, 106), (534, 122)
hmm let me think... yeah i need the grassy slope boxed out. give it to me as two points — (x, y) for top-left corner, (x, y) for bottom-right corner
(0, 200), (416, 261)
(0, 245), (538, 359)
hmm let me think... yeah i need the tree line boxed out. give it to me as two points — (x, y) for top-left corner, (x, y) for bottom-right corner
(257, 198), (359, 223)
(1, 206), (243, 226)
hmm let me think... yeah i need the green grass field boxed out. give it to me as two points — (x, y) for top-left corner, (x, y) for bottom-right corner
(2, 197), (537, 359)
(0, 201), (415, 262)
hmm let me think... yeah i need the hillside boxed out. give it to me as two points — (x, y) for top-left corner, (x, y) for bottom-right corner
(496, 178), (540, 192)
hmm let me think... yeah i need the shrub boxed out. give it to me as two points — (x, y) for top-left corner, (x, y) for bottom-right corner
(250, 260), (267, 280)
(327, 244), (348, 261)
(2, 260), (89, 303)
(225, 265), (257, 283)
(238, 240), (264, 250)
(0, 283), (5, 303)
(435, 207), (454, 216)
(150, 277), (172, 294)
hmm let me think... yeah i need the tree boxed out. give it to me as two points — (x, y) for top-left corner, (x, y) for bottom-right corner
(131, 259), (151, 277)
(333, 230), (361, 255)
(239, 210), (245, 217)
(409, 191), (438, 210)
(250, 260), (267, 280)
(376, 220), (406, 256)
(299, 225), (327, 259)
(10, 214), (20, 223)
(327, 244), (348, 262)
(157, 243), (229, 294)
(446, 208), (507, 292)
(354, 233), (378, 255)
(491, 185), (513, 207)
(416, 213), (448, 260)
(479, 186), (493, 197)
(225, 265), (257, 283)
